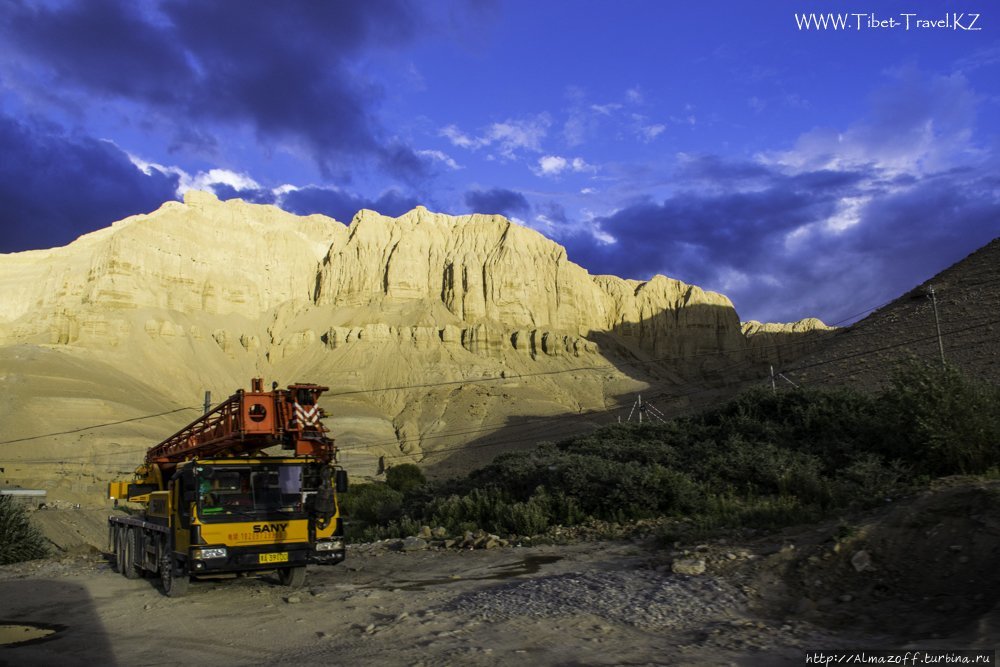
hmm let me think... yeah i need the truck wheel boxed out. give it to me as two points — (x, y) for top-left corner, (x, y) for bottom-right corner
(122, 528), (140, 580)
(160, 556), (190, 597)
(114, 526), (125, 574)
(278, 566), (306, 588)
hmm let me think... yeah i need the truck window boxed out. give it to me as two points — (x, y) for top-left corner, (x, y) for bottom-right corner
(199, 469), (252, 515)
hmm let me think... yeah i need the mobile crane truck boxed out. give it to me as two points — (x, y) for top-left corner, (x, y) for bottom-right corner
(108, 378), (348, 596)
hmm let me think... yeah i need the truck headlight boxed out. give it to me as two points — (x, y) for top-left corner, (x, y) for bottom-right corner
(192, 547), (227, 559)
(315, 540), (343, 552)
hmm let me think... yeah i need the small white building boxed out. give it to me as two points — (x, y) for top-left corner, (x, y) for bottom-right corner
(0, 489), (48, 508)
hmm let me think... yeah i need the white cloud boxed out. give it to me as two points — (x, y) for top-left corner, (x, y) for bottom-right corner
(823, 196), (868, 233)
(486, 116), (550, 158)
(586, 219), (616, 245)
(537, 155), (568, 176)
(626, 87), (643, 104)
(440, 124), (478, 149)
(590, 103), (622, 116)
(417, 149), (462, 170)
(273, 183), (300, 196)
(439, 115), (550, 159)
(185, 168), (261, 194)
(533, 213), (557, 234)
(640, 124), (666, 141)
(563, 113), (588, 147)
(534, 155), (597, 177)
(630, 113), (668, 142)
(760, 70), (978, 177)
(715, 267), (755, 293)
(128, 153), (263, 199)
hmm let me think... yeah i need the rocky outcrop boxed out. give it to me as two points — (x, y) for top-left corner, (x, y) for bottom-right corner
(742, 318), (837, 366)
(0, 190), (344, 330)
(0, 192), (830, 487)
(315, 207), (748, 361)
(0, 194), (755, 362)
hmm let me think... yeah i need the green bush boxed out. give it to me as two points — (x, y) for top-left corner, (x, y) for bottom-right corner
(836, 452), (910, 502)
(0, 496), (49, 565)
(339, 482), (404, 539)
(341, 365), (999, 543)
(423, 487), (549, 536)
(877, 361), (1000, 475)
(678, 493), (820, 539)
(385, 463), (427, 494)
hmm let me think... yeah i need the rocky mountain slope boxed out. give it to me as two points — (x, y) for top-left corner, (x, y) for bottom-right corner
(0, 191), (828, 494)
(778, 238), (1000, 390)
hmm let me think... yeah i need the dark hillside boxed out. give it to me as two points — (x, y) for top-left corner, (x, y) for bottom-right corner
(779, 238), (1000, 390)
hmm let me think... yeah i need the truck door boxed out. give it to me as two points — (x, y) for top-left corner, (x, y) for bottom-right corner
(172, 472), (193, 554)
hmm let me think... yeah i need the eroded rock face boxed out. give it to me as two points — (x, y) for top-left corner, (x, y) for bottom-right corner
(0, 195), (758, 360)
(315, 207), (749, 359)
(742, 318), (837, 366)
(0, 190), (344, 330)
(0, 192), (828, 485)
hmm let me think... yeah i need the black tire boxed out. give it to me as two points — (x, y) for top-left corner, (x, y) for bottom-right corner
(113, 526), (125, 574)
(278, 566), (306, 588)
(160, 556), (190, 597)
(122, 528), (140, 580)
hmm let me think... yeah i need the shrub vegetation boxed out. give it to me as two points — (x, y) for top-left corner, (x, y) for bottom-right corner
(342, 362), (1000, 542)
(0, 496), (50, 565)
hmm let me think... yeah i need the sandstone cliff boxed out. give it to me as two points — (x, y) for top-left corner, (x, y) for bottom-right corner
(0, 192), (822, 494)
(741, 318), (837, 366)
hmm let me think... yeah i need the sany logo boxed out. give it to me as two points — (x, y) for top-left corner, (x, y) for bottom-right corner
(252, 523), (289, 534)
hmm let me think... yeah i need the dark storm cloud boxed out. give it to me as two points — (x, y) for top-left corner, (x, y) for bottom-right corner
(3, 0), (186, 104)
(464, 188), (530, 217)
(838, 170), (1000, 285)
(567, 176), (847, 279)
(1, 0), (427, 175)
(379, 143), (436, 184)
(280, 186), (422, 223)
(211, 184), (277, 206)
(561, 155), (999, 324)
(674, 154), (775, 185)
(765, 169), (1000, 324)
(0, 114), (178, 253)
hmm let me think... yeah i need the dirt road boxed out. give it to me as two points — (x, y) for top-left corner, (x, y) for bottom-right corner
(0, 541), (827, 667)
(2, 480), (998, 666)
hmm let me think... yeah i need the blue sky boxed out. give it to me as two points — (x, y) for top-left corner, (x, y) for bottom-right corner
(1, 0), (998, 324)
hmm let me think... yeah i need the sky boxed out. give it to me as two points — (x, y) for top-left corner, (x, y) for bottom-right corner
(1, 0), (998, 324)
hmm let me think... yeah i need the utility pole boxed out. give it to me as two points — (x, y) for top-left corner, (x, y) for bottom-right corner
(637, 394), (643, 424)
(927, 284), (946, 368)
(770, 366), (776, 393)
(203, 391), (212, 414)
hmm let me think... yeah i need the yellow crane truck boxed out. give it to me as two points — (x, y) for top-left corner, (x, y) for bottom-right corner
(108, 379), (348, 596)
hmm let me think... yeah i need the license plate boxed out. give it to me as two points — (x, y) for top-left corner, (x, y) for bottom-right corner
(259, 552), (289, 564)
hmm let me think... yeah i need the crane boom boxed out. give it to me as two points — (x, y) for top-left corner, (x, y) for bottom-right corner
(145, 378), (335, 468)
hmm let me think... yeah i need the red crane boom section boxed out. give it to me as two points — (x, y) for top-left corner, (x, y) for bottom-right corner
(146, 379), (335, 466)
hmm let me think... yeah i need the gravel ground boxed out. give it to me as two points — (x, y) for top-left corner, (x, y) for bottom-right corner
(4, 481), (998, 666)
(447, 569), (747, 630)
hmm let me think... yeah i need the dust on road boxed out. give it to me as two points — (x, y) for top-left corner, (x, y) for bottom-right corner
(2, 479), (998, 666)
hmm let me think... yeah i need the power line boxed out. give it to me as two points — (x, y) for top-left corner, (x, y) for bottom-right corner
(0, 406), (200, 446)
(357, 318), (1000, 464)
(9, 336), (1000, 471)
(11, 311), (992, 459)
(3, 277), (997, 451)
(776, 315), (999, 377)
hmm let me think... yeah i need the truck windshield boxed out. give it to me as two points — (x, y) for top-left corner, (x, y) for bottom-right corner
(197, 465), (304, 521)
